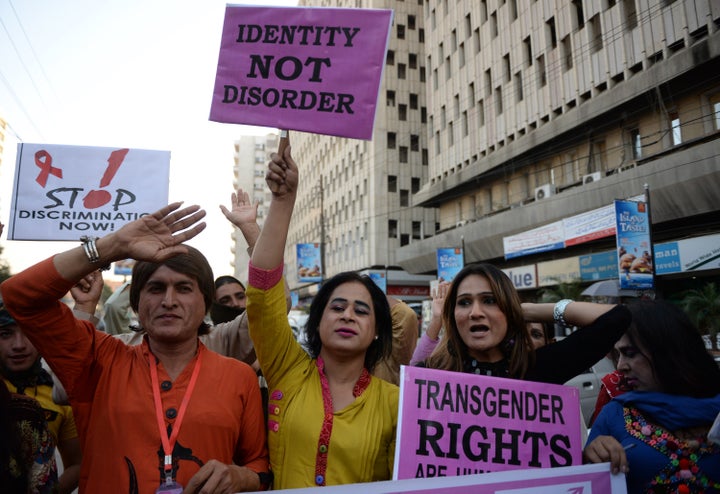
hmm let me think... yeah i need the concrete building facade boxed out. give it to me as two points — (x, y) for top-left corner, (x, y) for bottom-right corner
(395, 0), (720, 298)
(230, 133), (279, 284)
(263, 0), (719, 301)
(288, 0), (436, 301)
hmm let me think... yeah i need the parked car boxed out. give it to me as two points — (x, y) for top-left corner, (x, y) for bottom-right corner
(564, 356), (616, 428)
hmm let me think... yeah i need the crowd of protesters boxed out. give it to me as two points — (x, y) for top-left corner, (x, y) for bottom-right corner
(0, 146), (718, 494)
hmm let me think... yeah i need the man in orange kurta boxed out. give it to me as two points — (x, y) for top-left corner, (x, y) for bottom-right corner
(1, 203), (269, 493)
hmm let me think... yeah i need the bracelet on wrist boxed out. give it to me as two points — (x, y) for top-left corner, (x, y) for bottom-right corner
(553, 299), (573, 328)
(80, 236), (111, 271)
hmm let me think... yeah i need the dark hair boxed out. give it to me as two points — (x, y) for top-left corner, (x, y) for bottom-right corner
(427, 263), (534, 378)
(214, 275), (245, 292)
(304, 272), (392, 371)
(625, 300), (720, 397)
(129, 245), (214, 336)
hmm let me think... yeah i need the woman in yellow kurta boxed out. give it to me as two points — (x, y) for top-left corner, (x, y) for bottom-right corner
(245, 143), (399, 489)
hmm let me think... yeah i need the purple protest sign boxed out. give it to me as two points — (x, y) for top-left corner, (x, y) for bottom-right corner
(209, 6), (393, 140)
(394, 366), (583, 480)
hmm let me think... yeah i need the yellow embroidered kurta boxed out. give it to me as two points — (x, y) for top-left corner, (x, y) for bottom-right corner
(248, 273), (398, 489)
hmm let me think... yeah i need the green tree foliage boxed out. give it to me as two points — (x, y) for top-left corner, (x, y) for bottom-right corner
(680, 282), (720, 351)
(537, 278), (585, 303)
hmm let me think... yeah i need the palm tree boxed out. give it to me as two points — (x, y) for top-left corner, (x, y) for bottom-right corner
(680, 282), (720, 351)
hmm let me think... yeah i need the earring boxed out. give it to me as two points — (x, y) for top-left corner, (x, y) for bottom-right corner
(374, 335), (379, 340)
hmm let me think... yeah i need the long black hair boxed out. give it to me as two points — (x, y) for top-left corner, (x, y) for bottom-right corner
(426, 263), (534, 378)
(626, 300), (720, 397)
(304, 272), (392, 371)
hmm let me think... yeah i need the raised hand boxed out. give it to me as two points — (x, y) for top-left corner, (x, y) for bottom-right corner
(111, 202), (206, 263)
(220, 188), (258, 229)
(265, 146), (298, 199)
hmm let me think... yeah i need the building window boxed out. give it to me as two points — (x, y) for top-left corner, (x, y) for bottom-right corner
(572, 0), (585, 29)
(411, 177), (420, 193)
(509, 0), (518, 20)
(589, 15), (603, 53)
(537, 55), (547, 87)
(387, 132), (396, 149)
(412, 221), (422, 239)
(388, 175), (397, 192)
(386, 50), (395, 65)
(419, 28), (424, 43)
(386, 90), (395, 106)
(399, 146), (409, 163)
(421, 107), (427, 123)
(400, 189), (409, 207)
(409, 53), (417, 69)
(408, 15), (416, 30)
(670, 112), (682, 146)
(420, 66), (426, 82)
(515, 72), (523, 101)
(388, 219), (398, 238)
(523, 36), (532, 66)
(713, 94), (720, 130)
(448, 121), (454, 146)
(503, 54), (511, 83)
(622, 0), (637, 30)
(399, 104), (407, 121)
(562, 36), (573, 70)
(410, 134), (420, 151)
(546, 17), (557, 49)
(398, 63), (406, 79)
(495, 87), (503, 115)
(397, 24), (405, 39)
(629, 128), (642, 159)
(410, 93), (418, 109)
(480, 0), (488, 23)
(490, 11), (498, 38)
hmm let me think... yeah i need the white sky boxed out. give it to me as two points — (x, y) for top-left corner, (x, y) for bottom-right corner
(0, 0), (297, 281)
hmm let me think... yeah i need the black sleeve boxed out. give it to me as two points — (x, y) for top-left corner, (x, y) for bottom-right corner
(525, 304), (631, 385)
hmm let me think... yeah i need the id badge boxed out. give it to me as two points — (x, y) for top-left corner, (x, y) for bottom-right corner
(155, 480), (183, 494)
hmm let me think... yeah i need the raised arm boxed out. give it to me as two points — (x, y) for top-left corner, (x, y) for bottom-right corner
(251, 146), (298, 270)
(53, 202), (206, 282)
(220, 187), (261, 255)
(410, 281), (449, 365)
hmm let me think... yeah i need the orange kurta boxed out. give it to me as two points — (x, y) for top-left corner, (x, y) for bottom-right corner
(1, 257), (268, 493)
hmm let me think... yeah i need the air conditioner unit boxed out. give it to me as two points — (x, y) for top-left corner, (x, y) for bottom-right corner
(534, 184), (556, 201)
(582, 172), (603, 184)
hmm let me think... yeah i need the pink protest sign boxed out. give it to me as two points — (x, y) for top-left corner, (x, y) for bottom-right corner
(394, 366), (583, 480)
(209, 6), (393, 140)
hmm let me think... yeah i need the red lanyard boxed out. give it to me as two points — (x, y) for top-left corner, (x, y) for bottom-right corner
(150, 349), (203, 478)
